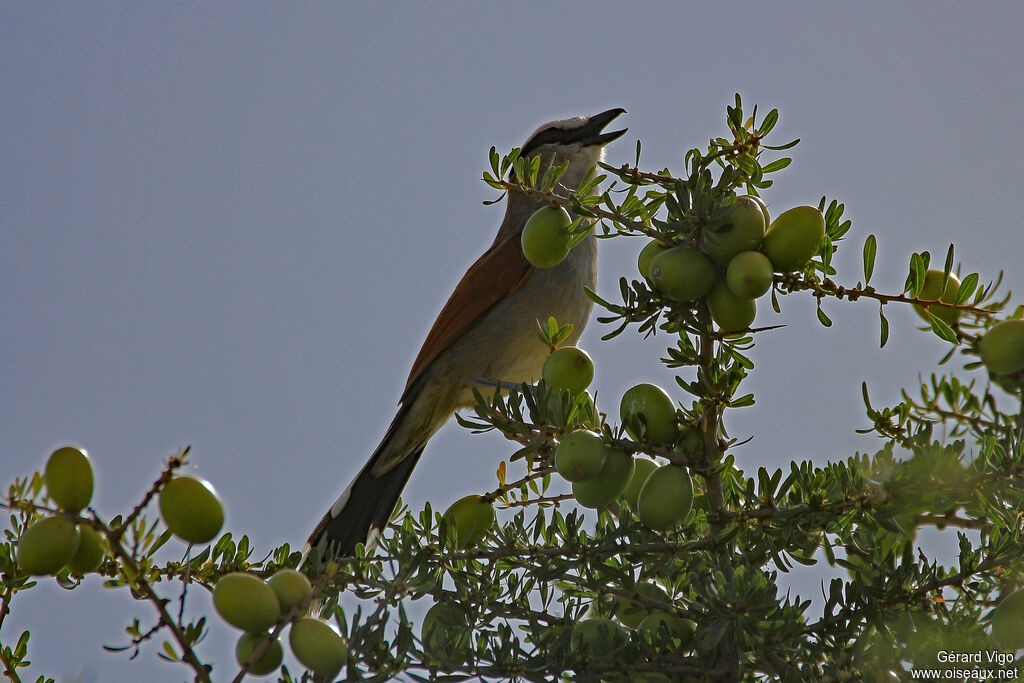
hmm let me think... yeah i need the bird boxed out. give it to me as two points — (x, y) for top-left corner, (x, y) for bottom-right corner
(305, 108), (627, 560)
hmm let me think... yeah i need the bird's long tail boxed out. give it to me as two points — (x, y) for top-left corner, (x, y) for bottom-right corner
(304, 404), (425, 562)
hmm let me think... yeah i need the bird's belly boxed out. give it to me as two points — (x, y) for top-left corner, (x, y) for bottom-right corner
(447, 238), (597, 407)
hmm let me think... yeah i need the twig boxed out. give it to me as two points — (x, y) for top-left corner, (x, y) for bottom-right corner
(110, 449), (188, 544)
(105, 530), (212, 683)
(0, 584), (22, 683)
(779, 274), (994, 318)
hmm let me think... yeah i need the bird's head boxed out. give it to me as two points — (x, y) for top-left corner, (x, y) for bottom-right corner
(515, 108), (627, 194)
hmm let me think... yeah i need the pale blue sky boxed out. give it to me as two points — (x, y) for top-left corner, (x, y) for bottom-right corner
(3, 3), (1023, 681)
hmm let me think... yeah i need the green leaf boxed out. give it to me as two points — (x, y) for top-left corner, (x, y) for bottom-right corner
(760, 158), (791, 173)
(763, 138), (800, 151)
(943, 243), (955, 279)
(816, 303), (833, 327)
(729, 394), (755, 408)
(488, 146), (499, 178)
(928, 312), (957, 343)
(501, 147), (521, 176)
(879, 307), (889, 348)
(583, 286), (615, 310)
(954, 273), (979, 304)
(150, 529), (174, 554)
(907, 253), (927, 295)
(832, 219), (852, 240)
(759, 109), (779, 136)
(159, 640), (180, 662)
(862, 234), (877, 284)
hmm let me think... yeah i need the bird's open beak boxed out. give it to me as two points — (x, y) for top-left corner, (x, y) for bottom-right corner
(575, 107), (628, 147)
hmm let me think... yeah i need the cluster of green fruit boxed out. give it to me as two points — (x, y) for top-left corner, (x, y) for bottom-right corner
(435, 348), (699, 547)
(16, 446), (106, 577)
(553, 375), (694, 532)
(541, 345), (698, 531)
(15, 445), (229, 579)
(639, 198), (826, 333)
(213, 569), (347, 677)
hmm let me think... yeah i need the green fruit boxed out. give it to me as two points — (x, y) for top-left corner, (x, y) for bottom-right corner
(613, 582), (669, 628)
(746, 194), (771, 228)
(638, 240), (669, 280)
(289, 617), (348, 677)
(762, 205), (825, 272)
(68, 525), (105, 576)
(421, 602), (470, 667)
(543, 346), (594, 396)
(707, 280), (757, 333)
(991, 589), (1024, 650)
(622, 458), (658, 509)
(555, 430), (607, 482)
(726, 251), (774, 299)
(213, 572), (281, 633)
(521, 205), (572, 268)
(649, 247), (716, 302)
(979, 319), (1024, 376)
(235, 633), (283, 676)
(267, 569), (312, 614)
(442, 495), (496, 548)
(570, 617), (627, 655)
(637, 465), (694, 531)
(159, 475), (224, 545)
(913, 270), (962, 326)
(573, 449), (634, 509)
(701, 196), (766, 265)
(678, 426), (705, 458)
(991, 372), (1024, 394)
(638, 612), (695, 643)
(17, 516), (81, 576)
(620, 384), (678, 445)
(45, 445), (93, 513)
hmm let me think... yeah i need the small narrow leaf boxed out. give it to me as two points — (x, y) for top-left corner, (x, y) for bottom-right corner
(879, 307), (889, 348)
(763, 138), (800, 151)
(862, 234), (877, 284)
(759, 109), (779, 135)
(729, 394), (755, 408)
(907, 253), (926, 295)
(928, 313), (957, 343)
(816, 304), (833, 327)
(760, 158), (792, 173)
(488, 146), (500, 177)
(954, 273), (979, 304)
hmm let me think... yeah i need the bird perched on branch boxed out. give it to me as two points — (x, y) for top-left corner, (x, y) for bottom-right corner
(305, 108), (627, 560)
